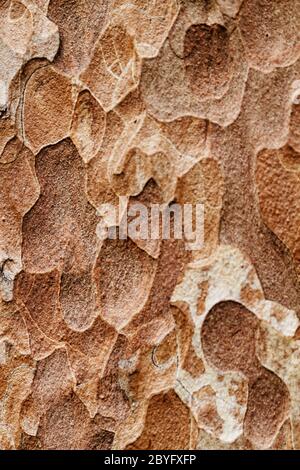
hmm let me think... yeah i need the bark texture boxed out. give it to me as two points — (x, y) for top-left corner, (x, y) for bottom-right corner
(1, 0), (300, 450)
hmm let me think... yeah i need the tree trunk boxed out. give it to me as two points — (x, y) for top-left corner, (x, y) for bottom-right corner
(0, 0), (300, 451)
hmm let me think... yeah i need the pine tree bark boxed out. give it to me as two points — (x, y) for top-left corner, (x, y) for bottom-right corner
(0, 0), (300, 450)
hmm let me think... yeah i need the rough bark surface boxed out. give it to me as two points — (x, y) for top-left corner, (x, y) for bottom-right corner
(0, 0), (300, 450)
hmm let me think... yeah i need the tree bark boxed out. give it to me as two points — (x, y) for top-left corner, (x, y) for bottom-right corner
(0, 0), (300, 450)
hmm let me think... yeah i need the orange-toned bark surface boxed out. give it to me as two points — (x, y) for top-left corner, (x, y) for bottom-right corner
(0, 0), (300, 450)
